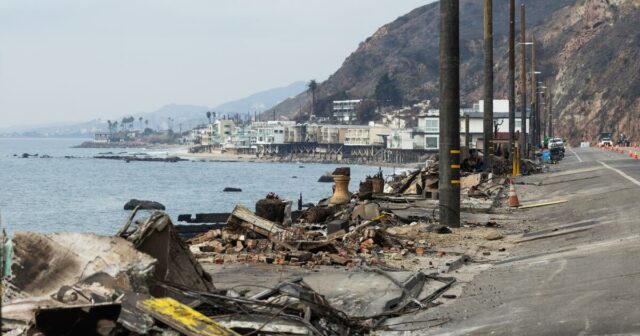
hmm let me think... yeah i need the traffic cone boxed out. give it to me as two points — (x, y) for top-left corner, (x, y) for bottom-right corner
(508, 179), (520, 208)
(630, 150), (633, 157)
(635, 152), (638, 160)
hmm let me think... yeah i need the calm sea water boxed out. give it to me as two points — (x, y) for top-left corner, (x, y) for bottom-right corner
(0, 138), (385, 235)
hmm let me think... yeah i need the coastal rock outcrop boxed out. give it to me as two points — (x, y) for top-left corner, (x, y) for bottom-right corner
(124, 199), (166, 211)
(223, 187), (242, 192)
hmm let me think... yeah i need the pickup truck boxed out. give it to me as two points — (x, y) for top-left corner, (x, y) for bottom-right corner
(548, 138), (565, 160)
(599, 137), (613, 147)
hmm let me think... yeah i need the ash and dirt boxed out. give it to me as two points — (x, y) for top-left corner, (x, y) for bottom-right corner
(2, 157), (557, 335)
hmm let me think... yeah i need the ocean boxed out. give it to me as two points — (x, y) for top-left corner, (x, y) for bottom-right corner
(0, 138), (389, 234)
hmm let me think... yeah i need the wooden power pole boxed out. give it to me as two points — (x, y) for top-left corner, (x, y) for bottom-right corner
(549, 91), (554, 138)
(439, 0), (461, 228)
(483, 0), (494, 172)
(508, 0), (516, 167)
(465, 113), (470, 150)
(519, 3), (527, 159)
(531, 35), (537, 150)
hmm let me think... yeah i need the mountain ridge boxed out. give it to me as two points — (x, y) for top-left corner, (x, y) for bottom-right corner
(270, 0), (640, 144)
(1, 81), (307, 137)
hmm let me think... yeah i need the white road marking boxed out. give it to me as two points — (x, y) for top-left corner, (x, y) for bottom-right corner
(568, 147), (583, 162)
(598, 160), (640, 187)
(546, 259), (567, 283)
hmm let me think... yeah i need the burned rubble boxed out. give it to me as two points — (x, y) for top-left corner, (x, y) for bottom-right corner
(2, 159), (540, 335)
(185, 164), (513, 270)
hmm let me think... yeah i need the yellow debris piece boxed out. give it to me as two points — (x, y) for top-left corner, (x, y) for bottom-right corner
(518, 199), (568, 209)
(372, 213), (387, 221)
(138, 297), (239, 336)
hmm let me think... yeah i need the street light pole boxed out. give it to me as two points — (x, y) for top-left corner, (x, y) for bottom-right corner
(483, 0), (494, 172)
(508, 0), (516, 169)
(439, 0), (461, 228)
(519, 3), (527, 161)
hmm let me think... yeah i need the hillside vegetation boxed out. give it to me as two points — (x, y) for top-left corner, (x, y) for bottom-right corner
(270, 0), (640, 144)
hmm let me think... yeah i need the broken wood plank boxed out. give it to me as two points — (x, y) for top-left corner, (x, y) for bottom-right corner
(227, 205), (285, 236)
(138, 297), (239, 336)
(515, 227), (591, 243)
(227, 205), (297, 251)
(518, 199), (568, 209)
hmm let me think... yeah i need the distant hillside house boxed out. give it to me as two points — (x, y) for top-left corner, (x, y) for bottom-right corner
(201, 119), (237, 146)
(93, 132), (110, 143)
(425, 99), (530, 149)
(253, 121), (293, 145)
(333, 100), (362, 123)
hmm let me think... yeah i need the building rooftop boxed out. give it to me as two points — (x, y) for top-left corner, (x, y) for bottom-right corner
(333, 99), (362, 104)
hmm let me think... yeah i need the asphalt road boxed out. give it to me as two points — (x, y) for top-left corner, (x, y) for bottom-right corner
(384, 147), (640, 335)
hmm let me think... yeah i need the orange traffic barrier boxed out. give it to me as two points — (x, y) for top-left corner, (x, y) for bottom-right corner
(508, 179), (520, 208)
(635, 152), (639, 160)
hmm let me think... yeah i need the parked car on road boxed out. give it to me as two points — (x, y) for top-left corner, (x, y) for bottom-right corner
(549, 138), (565, 153)
(599, 137), (613, 147)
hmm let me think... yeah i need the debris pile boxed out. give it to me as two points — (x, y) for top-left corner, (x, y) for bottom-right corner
(2, 213), (219, 335)
(2, 163), (518, 335)
(0, 211), (460, 335)
(185, 164), (510, 270)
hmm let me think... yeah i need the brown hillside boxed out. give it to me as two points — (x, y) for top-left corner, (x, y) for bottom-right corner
(269, 0), (640, 145)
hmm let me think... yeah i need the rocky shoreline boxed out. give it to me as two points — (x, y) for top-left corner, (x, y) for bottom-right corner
(73, 141), (148, 148)
(181, 150), (420, 168)
(74, 141), (182, 149)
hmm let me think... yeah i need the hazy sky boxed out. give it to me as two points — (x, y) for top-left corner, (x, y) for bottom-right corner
(0, 0), (433, 127)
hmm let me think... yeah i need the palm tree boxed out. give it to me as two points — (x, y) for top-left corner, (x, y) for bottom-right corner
(145, 119), (149, 128)
(138, 117), (143, 129)
(308, 80), (318, 119)
(107, 120), (112, 133)
(206, 111), (212, 124)
(167, 117), (174, 131)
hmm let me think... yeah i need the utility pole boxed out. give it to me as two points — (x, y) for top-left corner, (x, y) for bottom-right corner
(530, 35), (537, 151)
(465, 113), (470, 150)
(548, 90), (554, 138)
(483, 0), (494, 172)
(519, 3), (527, 159)
(541, 90), (547, 140)
(439, 0), (461, 228)
(508, 0), (516, 167)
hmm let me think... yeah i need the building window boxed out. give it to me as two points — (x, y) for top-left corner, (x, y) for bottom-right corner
(515, 120), (522, 130)
(426, 119), (439, 133)
(426, 136), (439, 149)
